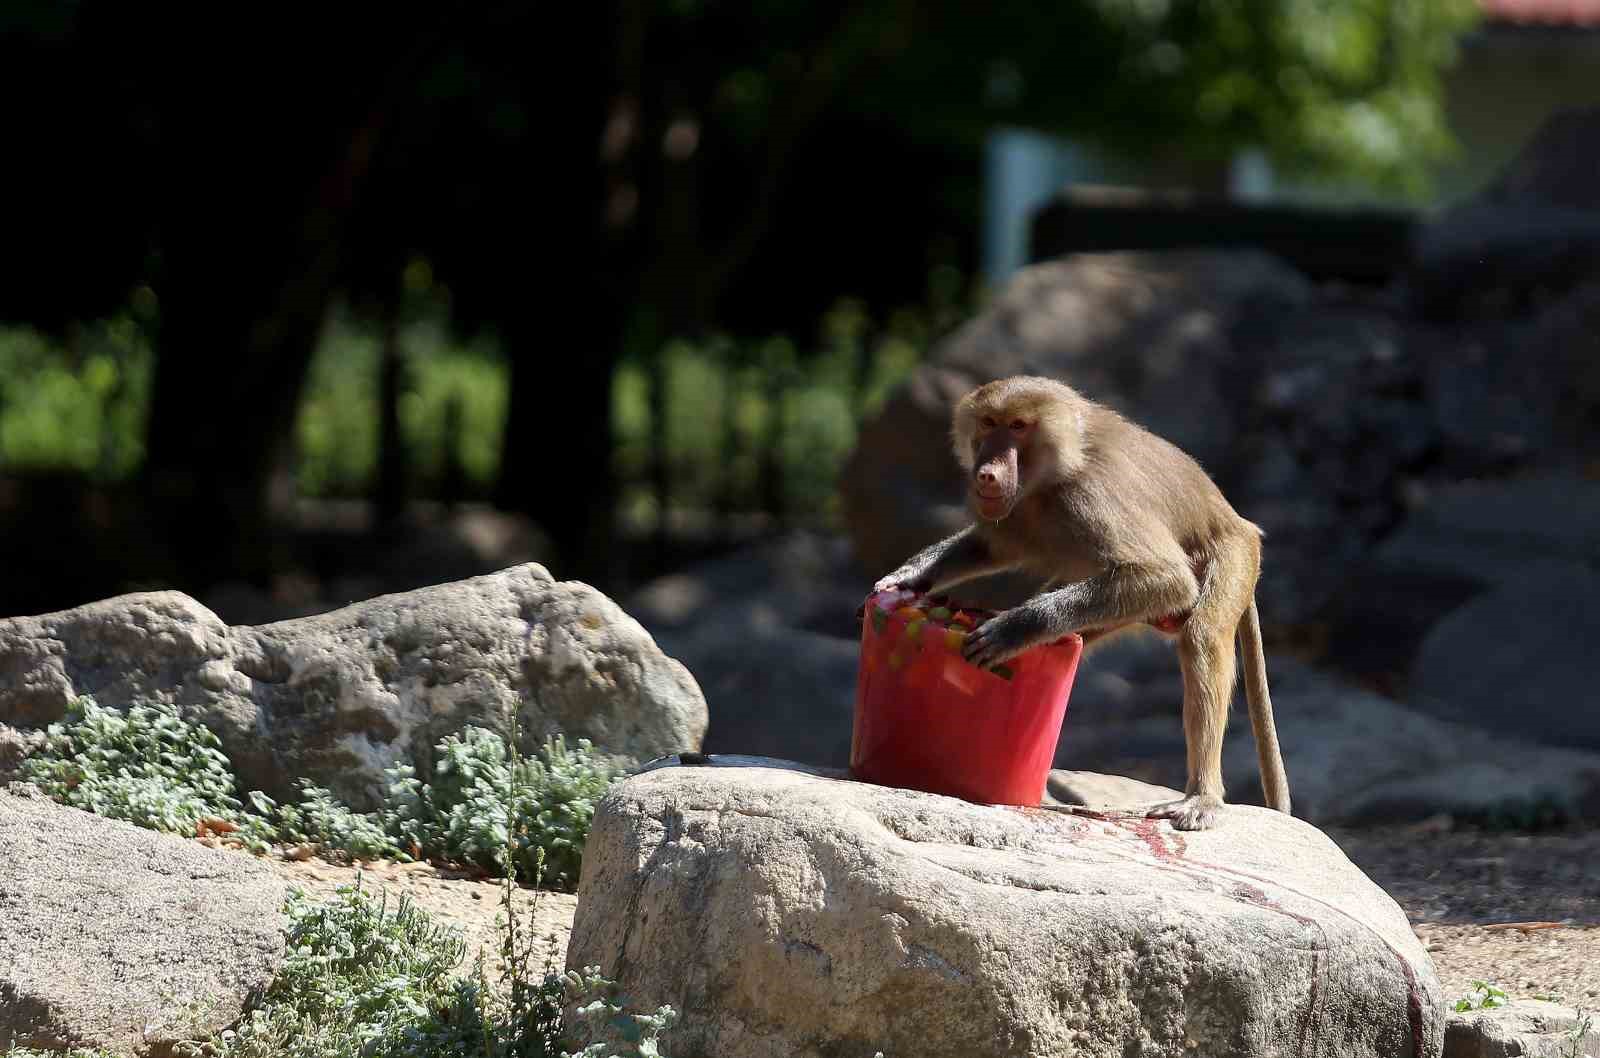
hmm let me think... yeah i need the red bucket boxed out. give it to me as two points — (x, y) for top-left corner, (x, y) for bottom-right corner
(850, 588), (1083, 807)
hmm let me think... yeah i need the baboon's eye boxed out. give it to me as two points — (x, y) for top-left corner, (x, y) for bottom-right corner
(980, 416), (996, 430)
(1009, 419), (1029, 433)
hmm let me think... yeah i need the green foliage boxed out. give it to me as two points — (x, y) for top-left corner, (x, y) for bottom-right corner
(206, 884), (472, 1058)
(271, 783), (408, 863)
(1454, 979), (1510, 1012)
(562, 966), (678, 1058)
(387, 728), (620, 890)
(19, 696), (618, 889)
(196, 881), (673, 1058)
(294, 306), (509, 500)
(22, 697), (248, 836)
(0, 311), (152, 478)
(876, 0), (1483, 197)
(1564, 1009), (1595, 1058)
(613, 278), (972, 528)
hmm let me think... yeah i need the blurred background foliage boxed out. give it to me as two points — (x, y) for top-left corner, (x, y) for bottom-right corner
(0, 0), (1486, 614)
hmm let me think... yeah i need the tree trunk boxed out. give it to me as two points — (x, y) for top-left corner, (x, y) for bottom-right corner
(375, 290), (408, 526)
(141, 281), (330, 591)
(497, 321), (621, 586)
(494, 0), (641, 587)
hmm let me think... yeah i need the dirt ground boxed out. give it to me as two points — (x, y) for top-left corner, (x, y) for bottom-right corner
(255, 819), (1600, 1010)
(1325, 821), (1600, 1006)
(265, 855), (578, 979)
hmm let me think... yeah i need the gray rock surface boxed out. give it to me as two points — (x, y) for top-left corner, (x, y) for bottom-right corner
(569, 758), (1444, 1058)
(1233, 658), (1600, 826)
(1044, 769), (1182, 810)
(0, 564), (708, 809)
(1410, 107), (1600, 322)
(0, 785), (286, 1056)
(0, 722), (42, 785)
(1323, 471), (1600, 684)
(1444, 998), (1599, 1058)
(1409, 570), (1600, 753)
(1374, 473), (1600, 590)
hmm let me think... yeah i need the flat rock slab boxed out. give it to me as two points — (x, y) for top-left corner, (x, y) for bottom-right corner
(1444, 998), (1599, 1058)
(569, 758), (1445, 1058)
(0, 786), (286, 1056)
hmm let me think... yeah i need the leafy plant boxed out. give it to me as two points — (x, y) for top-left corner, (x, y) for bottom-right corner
(271, 782), (407, 863)
(1561, 1008), (1594, 1058)
(392, 727), (619, 890)
(202, 881), (476, 1058)
(192, 879), (672, 1058)
(22, 697), (249, 836)
(1454, 979), (1510, 1012)
(20, 697), (619, 887)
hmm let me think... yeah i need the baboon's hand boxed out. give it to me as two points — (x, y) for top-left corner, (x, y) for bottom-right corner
(962, 606), (1049, 670)
(872, 568), (933, 595)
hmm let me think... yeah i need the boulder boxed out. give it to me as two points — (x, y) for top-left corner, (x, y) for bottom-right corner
(1322, 468), (1600, 689)
(1373, 473), (1600, 590)
(0, 722), (42, 785)
(1227, 658), (1600, 826)
(1444, 998), (1599, 1058)
(1418, 284), (1600, 472)
(569, 758), (1444, 1058)
(0, 784), (286, 1056)
(0, 564), (707, 809)
(1409, 570), (1600, 753)
(1409, 107), (1600, 322)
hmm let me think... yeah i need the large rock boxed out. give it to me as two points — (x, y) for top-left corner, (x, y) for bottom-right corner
(1323, 471), (1600, 682)
(0, 784), (286, 1056)
(0, 564), (707, 809)
(1410, 569), (1600, 753)
(1409, 107), (1600, 322)
(0, 722), (42, 785)
(569, 758), (1444, 1058)
(1374, 473), (1600, 590)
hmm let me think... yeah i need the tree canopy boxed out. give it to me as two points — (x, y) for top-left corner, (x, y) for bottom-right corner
(0, 0), (1482, 587)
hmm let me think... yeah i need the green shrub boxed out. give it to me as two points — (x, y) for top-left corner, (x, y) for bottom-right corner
(386, 728), (619, 890)
(22, 697), (249, 836)
(270, 782), (407, 862)
(20, 697), (619, 888)
(1454, 979), (1509, 1012)
(200, 881), (673, 1058)
(206, 883), (475, 1058)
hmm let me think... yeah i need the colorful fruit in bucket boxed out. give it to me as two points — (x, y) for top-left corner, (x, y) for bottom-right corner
(851, 587), (1083, 806)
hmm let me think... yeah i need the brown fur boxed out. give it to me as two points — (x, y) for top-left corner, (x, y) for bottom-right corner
(876, 375), (1291, 829)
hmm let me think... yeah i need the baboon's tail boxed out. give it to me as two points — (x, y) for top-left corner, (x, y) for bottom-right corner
(1238, 597), (1291, 815)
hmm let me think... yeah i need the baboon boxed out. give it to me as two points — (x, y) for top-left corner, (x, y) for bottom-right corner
(873, 375), (1290, 830)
